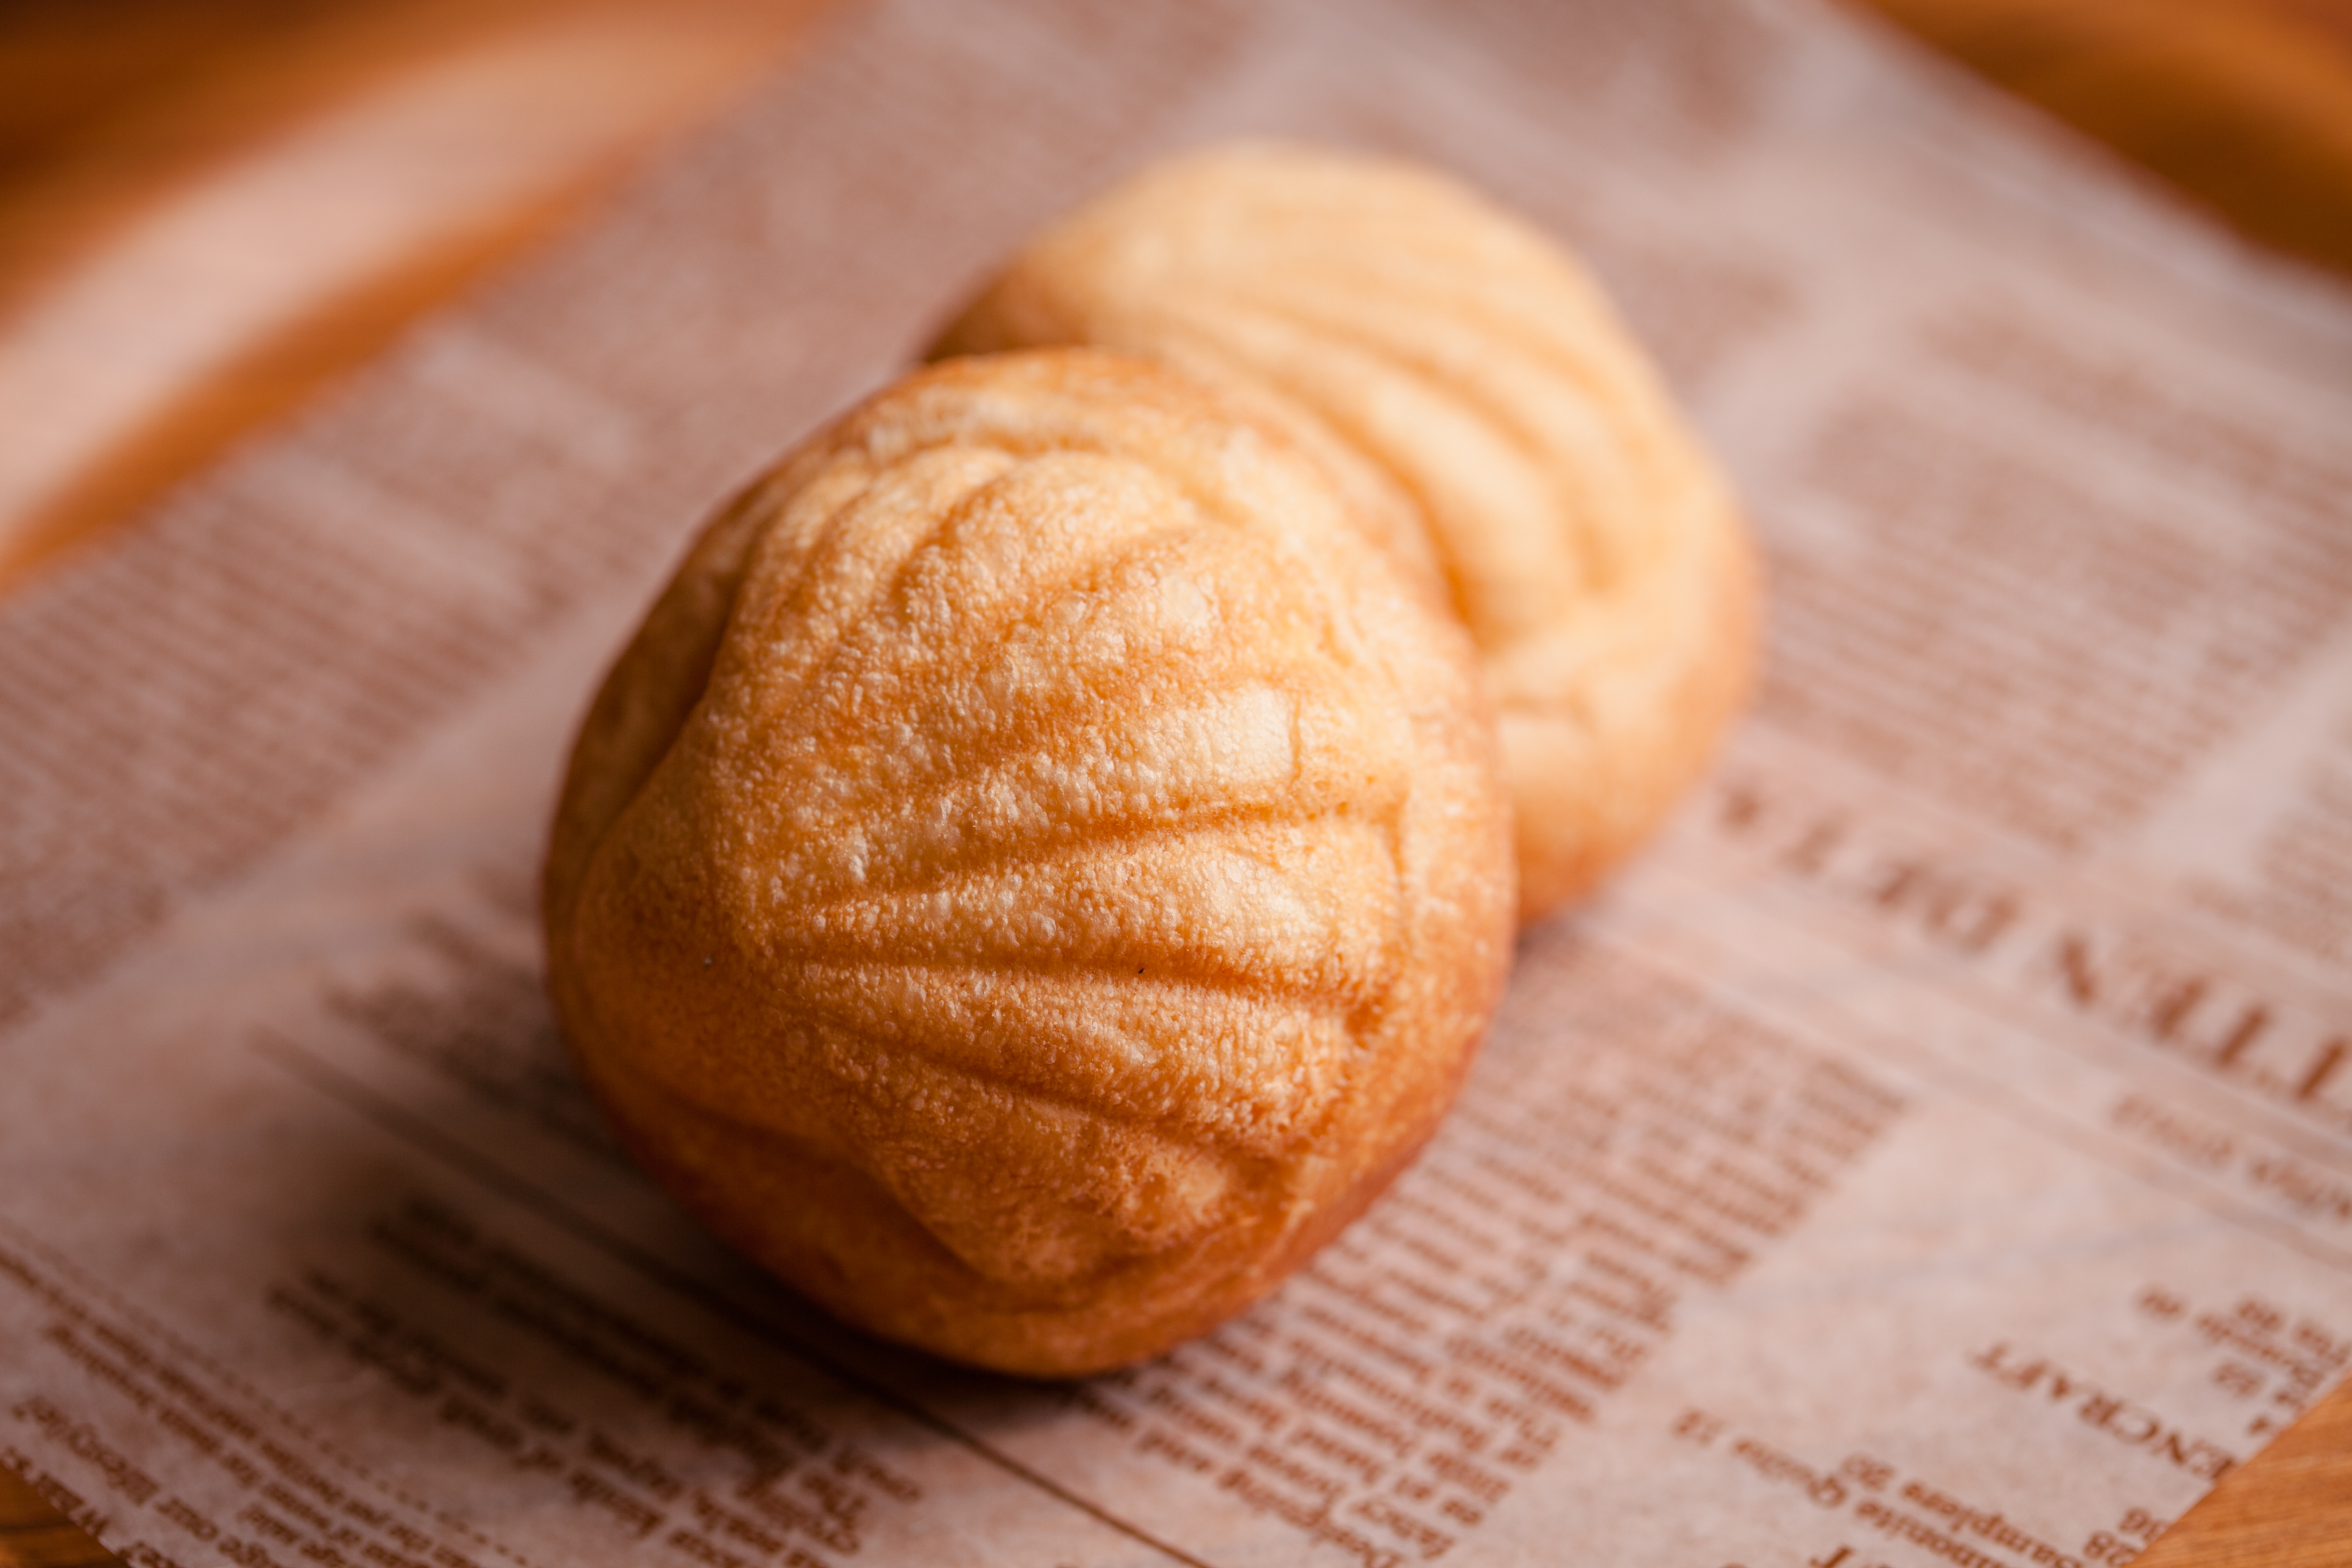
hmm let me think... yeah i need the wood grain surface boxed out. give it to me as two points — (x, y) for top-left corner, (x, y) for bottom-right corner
(1860, 0), (2352, 274)
(0, 0), (828, 589)
(0, 1467), (113, 1568)
(1, 2), (2347, 1565)
(2133, 1378), (2352, 1567)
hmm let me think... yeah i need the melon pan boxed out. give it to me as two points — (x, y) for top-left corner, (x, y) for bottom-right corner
(935, 143), (1760, 922)
(544, 351), (1516, 1375)
(543, 146), (1756, 1376)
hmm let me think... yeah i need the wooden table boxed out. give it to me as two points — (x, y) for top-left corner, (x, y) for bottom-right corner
(1, 2), (2348, 1564)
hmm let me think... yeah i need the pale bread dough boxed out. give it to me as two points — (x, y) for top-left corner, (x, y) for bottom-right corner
(936, 144), (1759, 921)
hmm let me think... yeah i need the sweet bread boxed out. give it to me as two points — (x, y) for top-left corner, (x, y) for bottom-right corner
(934, 144), (1758, 921)
(543, 350), (1514, 1375)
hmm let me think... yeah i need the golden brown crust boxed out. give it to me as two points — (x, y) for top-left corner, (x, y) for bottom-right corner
(934, 143), (1760, 922)
(544, 350), (1514, 1376)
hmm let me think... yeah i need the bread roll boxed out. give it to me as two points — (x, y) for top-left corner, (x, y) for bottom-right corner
(934, 144), (1759, 922)
(544, 350), (1513, 1376)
